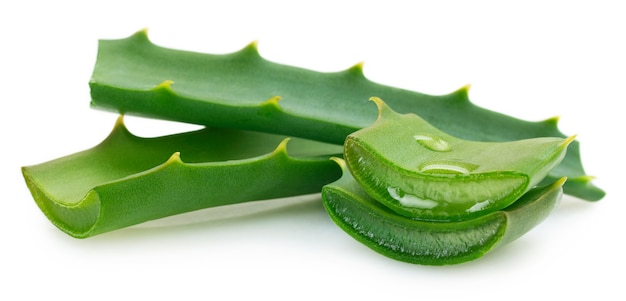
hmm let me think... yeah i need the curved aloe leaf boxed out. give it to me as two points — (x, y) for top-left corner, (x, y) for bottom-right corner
(21, 117), (342, 238)
(345, 97), (572, 221)
(322, 159), (565, 265)
(89, 30), (603, 201)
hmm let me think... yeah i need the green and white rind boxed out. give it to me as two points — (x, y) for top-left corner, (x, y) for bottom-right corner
(22, 117), (342, 238)
(321, 164), (564, 265)
(89, 30), (603, 201)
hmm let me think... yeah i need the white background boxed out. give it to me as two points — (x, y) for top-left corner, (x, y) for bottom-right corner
(2, 0), (623, 300)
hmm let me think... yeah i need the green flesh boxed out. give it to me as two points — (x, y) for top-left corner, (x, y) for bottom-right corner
(89, 30), (603, 201)
(22, 117), (342, 238)
(322, 160), (565, 265)
(344, 98), (571, 221)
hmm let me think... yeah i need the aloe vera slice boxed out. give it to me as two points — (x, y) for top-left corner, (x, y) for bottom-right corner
(344, 97), (572, 221)
(322, 159), (565, 265)
(88, 30), (603, 201)
(21, 117), (342, 238)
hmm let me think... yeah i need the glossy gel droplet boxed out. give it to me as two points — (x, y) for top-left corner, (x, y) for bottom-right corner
(414, 134), (451, 152)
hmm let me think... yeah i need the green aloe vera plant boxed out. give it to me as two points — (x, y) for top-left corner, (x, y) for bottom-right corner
(89, 29), (603, 201)
(22, 117), (342, 238)
(21, 30), (603, 265)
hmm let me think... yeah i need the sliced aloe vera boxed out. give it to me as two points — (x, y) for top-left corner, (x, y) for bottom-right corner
(21, 117), (342, 238)
(88, 30), (603, 201)
(322, 159), (565, 265)
(344, 97), (572, 221)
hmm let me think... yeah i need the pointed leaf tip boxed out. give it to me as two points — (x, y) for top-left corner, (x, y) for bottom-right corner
(451, 84), (471, 100)
(330, 157), (347, 170)
(153, 80), (175, 94)
(110, 114), (132, 138)
(562, 135), (577, 148)
(248, 40), (259, 49)
(260, 95), (283, 111)
(156, 79), (174, 88)
(114, 115), (125, 127)
(239, 40), (261, 57)
(369, 96), (394, 121)
(169, 152), (182, 162)
(369, 96), (384, 112)
(369, 96), (383, 105)
(543, 116), (560, 127)
(345, 62), (365, 78)
(576, 175), (596, 182)
(129, 28), (151, 43)
(273, 138), (291, 156)
(555, 176), (568, 187)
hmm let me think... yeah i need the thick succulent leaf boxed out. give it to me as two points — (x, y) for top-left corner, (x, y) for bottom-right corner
(322, 159), (565, 265)
(344, 97), (572, 221)
(21, 117), (342, 238)
(89, 30), (603, 201)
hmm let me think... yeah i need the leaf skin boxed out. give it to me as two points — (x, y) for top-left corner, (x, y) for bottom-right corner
(344, 97), (571, 221)
(21, 117), (342, 238)
(89, 30), (603, 201)
(322, 159), (565, 265)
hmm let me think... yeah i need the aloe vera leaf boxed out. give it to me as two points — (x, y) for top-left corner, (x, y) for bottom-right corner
(88, 30), (603, 201)
(344, 97), (572, 221)
(21, 117), (342, 238)
(322, 159), (565, 265)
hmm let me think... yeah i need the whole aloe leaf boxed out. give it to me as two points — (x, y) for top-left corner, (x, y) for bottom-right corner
(21, 117), (342, 238)
(89, 30), (603, 201)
